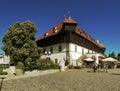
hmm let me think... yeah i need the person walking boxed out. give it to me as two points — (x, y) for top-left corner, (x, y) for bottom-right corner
(93, 63), (97, 72)
(104, 63), (109, 73)
(97, 63), (101, 72)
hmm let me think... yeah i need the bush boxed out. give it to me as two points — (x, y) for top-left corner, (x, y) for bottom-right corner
(68, 65), (74, 69)
(74, 66), (81, 69)
(117, 63), (120, 68)
(0, 65), (3, 72)
(68, 65), (81, 69)
(0, 71), (8, 75)
(81, 65), (86, 68)
(51, 64), (60, 69)
(65, 60), (69, 66)
(24, 59), (60, 71)
(16, 61), (25, 69)
(36, 59), (59, 70)
(24, 61), (37, 71)
(25, 57), (32, 66)
(24, 63), (37, 71)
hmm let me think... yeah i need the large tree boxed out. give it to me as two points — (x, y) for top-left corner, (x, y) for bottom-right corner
(117, 53), (120, 61)
(2, 21), (40, 65)
(108, 52), (116, 59)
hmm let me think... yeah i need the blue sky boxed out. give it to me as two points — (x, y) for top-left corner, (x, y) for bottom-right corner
(0, 0), (120, 56)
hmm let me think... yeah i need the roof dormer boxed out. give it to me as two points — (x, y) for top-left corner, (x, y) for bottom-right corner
(63, 17), (78, 32)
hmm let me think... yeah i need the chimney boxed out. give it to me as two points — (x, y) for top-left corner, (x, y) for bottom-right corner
(96, 40), (99, 44)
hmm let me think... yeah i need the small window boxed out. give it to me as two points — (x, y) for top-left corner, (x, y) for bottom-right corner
(59, 45), (62, 52)
(43, 48), (46, 54)
(53, 30), (58, 33)
(50, 47), (53, 53)
(55, 59), (58, 64)
(55, 27), (57, 29)
(82, 48), (84, 55)
(45, 33), (48, 36)
(88, 50), (90, 53)
(75, 46), (77, 52)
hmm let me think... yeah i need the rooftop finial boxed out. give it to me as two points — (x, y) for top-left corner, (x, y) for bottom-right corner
(64, 15), (67, 20)
(67, 11), (71, 19)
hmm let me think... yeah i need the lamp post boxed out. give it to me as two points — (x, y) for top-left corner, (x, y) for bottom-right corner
(45, 51), (51, 60)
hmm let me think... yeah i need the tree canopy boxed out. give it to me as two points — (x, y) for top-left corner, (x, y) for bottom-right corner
(108, 52), (116, 59)
(2, 21), (40, 65)
(117, 53), (120, 61)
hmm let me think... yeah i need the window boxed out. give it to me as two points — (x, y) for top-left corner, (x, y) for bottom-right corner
(64, 24), (76, 32)
(82, 48), (84, 55)
(50, 47), (53, 53)
(45, 33), (48, 36)
(88, 50), (90, 53)
(75, 46), (77, 52)
(43, 48), (46, 54)
(59, 45), (62, 52)
(55, 59), (58, 64)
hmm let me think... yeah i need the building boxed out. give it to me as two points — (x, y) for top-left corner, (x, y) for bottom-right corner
(36, 17), (106, 66)
(0, 53), (10, 65)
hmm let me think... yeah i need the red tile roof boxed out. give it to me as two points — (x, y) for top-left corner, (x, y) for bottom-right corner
(99, 44), (106, 48)
(37, 22), (63, 40)
(63, 17), (78, 24)
(37, 17), (105, 49)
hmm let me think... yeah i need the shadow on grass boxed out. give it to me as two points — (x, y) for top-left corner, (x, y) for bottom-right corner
(87, 70), (106, 73)
(111, 73), (120, 75)
(87, 70), (94, 73)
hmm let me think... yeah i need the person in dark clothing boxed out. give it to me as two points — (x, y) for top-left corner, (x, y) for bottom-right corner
(104, 63), (109, 72)
(93, 63), (97, 72)
(97, 63), (102, 72)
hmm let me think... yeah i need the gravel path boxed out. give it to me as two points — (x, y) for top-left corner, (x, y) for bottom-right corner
(1, 68), (120, 91)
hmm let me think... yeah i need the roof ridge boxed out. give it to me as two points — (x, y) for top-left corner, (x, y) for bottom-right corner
(63, 17), (78, 24)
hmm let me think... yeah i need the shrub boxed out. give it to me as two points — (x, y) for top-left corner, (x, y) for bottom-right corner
(0, 65), (3, 72)
(68, 65), (74, 69)
(16, 61), (25, 69)
(51, 64), (60, 69)
(25, 63), (37, 71)
(25, 57), (32, 66)
(65, 59), (69, 66)
(81, 65), (86, 68)
(117, 63), (120, 68)
(0, 71), (8, 75)
(37, 59), (59, 70)
(74, 66), (81, 69)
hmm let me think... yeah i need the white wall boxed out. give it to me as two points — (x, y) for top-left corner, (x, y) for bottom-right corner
(77, 46), (83, 54)
(0, 54), (10, 64)
(41, 42), (101, 66)
(42, 43), (67, 64)
(69, 43), (83, 66)
(89, 50), (92, 53)
(69, 43), (82, 60)
(84, 48), (88, 54)
(49, 52), (66, 64)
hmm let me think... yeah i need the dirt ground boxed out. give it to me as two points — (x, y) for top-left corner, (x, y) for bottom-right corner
(1, 68), (120, 91)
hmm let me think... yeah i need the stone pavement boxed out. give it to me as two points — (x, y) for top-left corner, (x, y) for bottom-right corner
(1, 69), (120, 91)
(4, 69), (59, 81)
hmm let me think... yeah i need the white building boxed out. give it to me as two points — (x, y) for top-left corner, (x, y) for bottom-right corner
(36, 17), (106, 66)
(0, 53), (10, 65)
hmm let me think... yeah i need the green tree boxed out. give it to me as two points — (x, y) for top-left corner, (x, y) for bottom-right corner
(2, 21), (40, 66)
(108, 52), (116, 58)
(117, 53), (120, 61)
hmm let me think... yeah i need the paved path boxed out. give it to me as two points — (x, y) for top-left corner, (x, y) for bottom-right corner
(1, 68), (120, 91)
(0, 79), (3, 91)
(5, 69), (59, 80)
